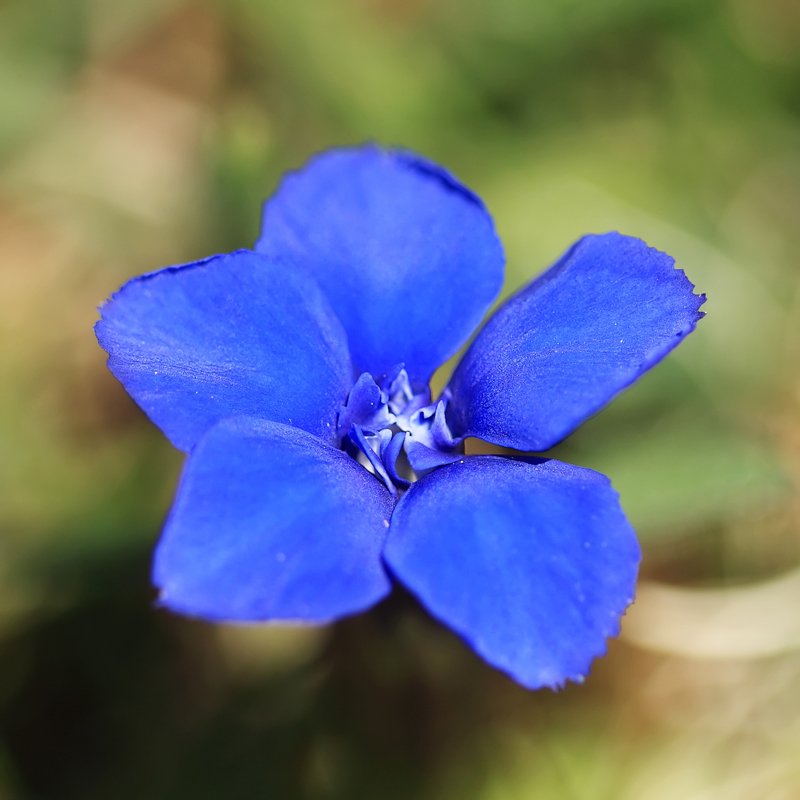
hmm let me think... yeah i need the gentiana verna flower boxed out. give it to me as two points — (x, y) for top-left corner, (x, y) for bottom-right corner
(96, 145), (705, 689)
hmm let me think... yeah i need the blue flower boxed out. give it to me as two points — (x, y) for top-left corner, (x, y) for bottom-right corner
(96, 145), (705, 689)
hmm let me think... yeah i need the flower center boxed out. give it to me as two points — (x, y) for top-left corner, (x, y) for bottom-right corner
(337, 365), (462, 494)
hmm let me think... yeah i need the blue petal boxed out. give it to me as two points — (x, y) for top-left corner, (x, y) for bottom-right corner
(383, 456), (640, 689)
(154, 418), (394, 622)
(96, 250), (352, 451)
(446, 233), (706, 451)
(255, 145), (504, 383)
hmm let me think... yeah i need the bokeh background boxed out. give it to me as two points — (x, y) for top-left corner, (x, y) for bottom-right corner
(1, 0), (799, 797)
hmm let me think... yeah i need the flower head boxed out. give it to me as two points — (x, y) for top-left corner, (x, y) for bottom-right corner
(96, 145), (705, 689)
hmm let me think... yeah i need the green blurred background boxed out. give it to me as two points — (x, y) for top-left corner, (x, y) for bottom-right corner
(1, 0), (799, 797)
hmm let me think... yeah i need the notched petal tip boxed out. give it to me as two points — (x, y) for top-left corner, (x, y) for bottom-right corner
(389, 146), (492, 212)
(97, 250), (244, 312)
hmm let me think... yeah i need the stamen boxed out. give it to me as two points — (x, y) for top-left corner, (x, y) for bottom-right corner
(337, 365), (463, 492)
